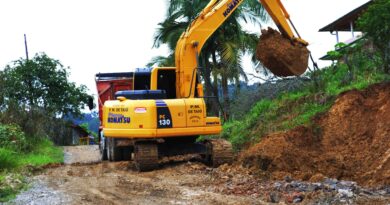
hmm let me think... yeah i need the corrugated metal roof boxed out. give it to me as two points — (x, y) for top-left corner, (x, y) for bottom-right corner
(319, 1), (372, 32)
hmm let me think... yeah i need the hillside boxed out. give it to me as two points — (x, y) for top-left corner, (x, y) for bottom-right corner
(239, 82), (390, 187)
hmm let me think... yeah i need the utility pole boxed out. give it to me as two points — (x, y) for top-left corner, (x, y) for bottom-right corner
(24, 34), (29, 60)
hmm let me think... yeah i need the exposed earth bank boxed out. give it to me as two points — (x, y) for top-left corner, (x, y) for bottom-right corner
(240, 82), (390, 187)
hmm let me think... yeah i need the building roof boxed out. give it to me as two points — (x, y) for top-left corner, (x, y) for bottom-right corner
(320, 36), (363, 60)
(319, 1), (372, 32)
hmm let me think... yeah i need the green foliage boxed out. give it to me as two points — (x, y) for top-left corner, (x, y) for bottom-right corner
(17, 139), (63, 167)
(0, 149), (18, 170)
(0, 135), (63, 202)
(358, 0), (390, 73)
(151, 0), (269, 117)
(0, 173), (26, 202)
(0, 124), (28, 152)
(223, 46), (389, 150)
(1, 53), (91, 117)
(222, 99), (275, 148)
(326, 42), (348, 60)
(0, 53), (93, 139)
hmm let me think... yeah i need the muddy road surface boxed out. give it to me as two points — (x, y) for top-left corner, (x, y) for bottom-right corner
(10, 146), (264, 205)
(10, 145), (390, 205)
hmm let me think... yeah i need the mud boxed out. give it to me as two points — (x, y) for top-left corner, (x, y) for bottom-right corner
(10, 129), (390, 205)
(10, 146), (265, 205)
(240, 82), (390, 187)
(256, 28), (309, 77)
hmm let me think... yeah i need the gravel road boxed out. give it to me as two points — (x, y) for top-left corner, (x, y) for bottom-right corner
(8, 145), (390, 205)
(10, 146), (264, 205)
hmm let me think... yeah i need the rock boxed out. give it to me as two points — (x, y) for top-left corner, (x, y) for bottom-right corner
(273, 182), (282, 190)
(285, 175), (293, 182)
(339, 181), (356, 188)
(286, 192), (304, 203)
(338, 189), (354, 198)
(324, 178), (338, 185)
(269, 191), (281, 203)
(293, 197), (303, 203)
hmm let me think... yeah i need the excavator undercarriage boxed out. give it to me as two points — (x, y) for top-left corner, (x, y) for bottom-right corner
(102, 136), (234, 171)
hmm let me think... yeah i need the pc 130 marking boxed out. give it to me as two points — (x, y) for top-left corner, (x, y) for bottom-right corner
(156, 100), (173, 128)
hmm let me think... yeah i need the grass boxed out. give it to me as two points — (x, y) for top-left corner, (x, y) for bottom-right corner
(223, 62), (390, 150)
(0, 138), (63, 202)
(18, 139), (63, 167)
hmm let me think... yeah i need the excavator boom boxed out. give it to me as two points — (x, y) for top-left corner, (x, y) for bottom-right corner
(174, 0), (309, 98)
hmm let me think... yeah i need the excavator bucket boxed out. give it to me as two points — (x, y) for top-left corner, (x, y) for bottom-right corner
(256, 28), (309, 77)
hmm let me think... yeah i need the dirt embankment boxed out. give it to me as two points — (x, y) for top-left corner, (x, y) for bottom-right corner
(240, 82), (390, 187)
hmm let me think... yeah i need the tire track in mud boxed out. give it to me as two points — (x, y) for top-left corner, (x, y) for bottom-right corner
(10, 146), (264, 205)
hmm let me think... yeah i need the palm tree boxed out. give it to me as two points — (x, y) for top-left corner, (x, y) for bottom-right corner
(150, 0), (268, 119)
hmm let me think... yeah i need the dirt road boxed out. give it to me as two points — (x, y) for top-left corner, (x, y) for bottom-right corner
(10, 146), (264, 205)
(9, 145), (390, 205)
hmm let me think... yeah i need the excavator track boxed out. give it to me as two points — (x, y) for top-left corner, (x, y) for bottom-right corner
(134, 143), (158, 171)
(205, 139), (234, 167)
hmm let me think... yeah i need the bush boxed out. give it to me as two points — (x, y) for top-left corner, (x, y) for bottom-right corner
(0, 149), (18, 169)
(0, 124), (28, 152)
(358, 0), (390, 73)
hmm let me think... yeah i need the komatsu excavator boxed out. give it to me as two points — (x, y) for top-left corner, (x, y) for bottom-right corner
(100, 0), (309, 171)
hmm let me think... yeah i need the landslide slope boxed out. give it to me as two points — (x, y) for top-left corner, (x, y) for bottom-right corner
(240, 82), (390, 187)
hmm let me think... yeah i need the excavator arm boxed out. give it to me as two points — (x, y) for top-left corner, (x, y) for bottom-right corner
(174, 0), (307, 98)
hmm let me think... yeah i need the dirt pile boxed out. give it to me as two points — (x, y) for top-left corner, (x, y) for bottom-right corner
(240, 82), (390, 187)
(256, 28), (309, 77)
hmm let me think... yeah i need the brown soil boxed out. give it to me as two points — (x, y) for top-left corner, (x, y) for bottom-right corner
(256, 28), (309, 77)
(12, 142), (390, 204)
(240, 82), (390, 187)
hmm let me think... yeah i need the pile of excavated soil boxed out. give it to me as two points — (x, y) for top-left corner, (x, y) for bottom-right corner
(256, 28), (309, 77)
(240, 82), (390, 187)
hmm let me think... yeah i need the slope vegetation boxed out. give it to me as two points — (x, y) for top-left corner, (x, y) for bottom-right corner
(239, 82), (390, 186)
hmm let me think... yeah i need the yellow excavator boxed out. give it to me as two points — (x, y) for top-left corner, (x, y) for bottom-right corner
(100, 0), (310, 171)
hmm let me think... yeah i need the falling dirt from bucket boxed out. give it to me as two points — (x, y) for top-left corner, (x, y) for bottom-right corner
(256, 28), (309, 77)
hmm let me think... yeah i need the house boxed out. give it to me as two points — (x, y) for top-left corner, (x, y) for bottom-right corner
(70, 124), (95, 145)
(319, 1), (373, 60)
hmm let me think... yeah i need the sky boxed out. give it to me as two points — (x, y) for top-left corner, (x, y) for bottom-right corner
(0, 0), (370, 97)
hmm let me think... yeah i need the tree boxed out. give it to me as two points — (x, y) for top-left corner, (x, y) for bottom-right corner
(1, 53), (92, 137)
(150, 0), (268, 119)
(358, 0), (390, 73)
(2, 53), (91, 117)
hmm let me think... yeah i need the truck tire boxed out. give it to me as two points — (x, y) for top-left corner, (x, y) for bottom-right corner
(100, 134), (108, 161)
(107, 138), (123, 161)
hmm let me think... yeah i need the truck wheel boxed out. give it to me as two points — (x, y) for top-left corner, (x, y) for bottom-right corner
(100, 134), (108, 161)
(107, 138), (123, 161)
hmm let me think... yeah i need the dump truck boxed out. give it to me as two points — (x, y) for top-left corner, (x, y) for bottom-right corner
(98, 0), (310, 171)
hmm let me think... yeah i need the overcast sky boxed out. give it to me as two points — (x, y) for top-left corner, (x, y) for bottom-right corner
(0, 0), (369, 97)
